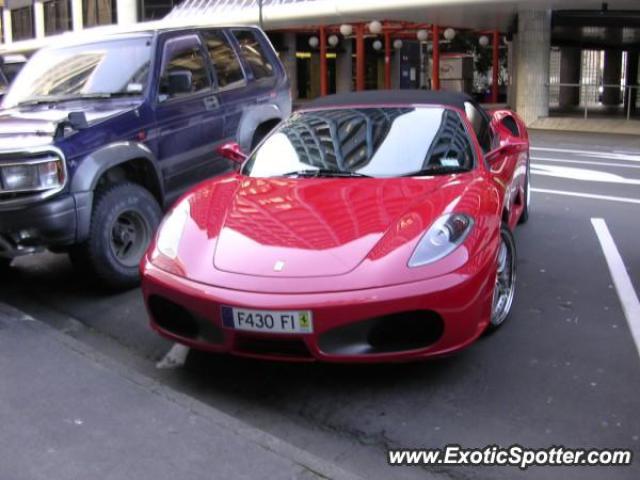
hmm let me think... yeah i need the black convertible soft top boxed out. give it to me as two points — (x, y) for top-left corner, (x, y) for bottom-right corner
(308, 90), (479, 112)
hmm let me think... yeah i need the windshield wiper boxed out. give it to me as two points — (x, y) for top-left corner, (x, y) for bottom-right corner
(402, 166), (470, 177)
(17, 92), (140, 107)
(280, 169), (372, 178)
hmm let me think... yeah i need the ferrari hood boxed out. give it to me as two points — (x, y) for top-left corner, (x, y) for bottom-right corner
(199, 176), (466, 278)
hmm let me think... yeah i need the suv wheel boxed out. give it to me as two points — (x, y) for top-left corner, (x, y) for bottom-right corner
(70, 182), (162, 290)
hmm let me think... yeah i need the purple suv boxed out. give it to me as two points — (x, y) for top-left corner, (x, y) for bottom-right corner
(0, 25), (291, 288)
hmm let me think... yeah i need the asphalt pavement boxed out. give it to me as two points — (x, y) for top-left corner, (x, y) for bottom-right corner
(1, 129), (639, 480)
(0, 302), (362, 480)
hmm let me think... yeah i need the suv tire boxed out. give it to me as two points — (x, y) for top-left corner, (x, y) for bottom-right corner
(70, 182), (162, 290)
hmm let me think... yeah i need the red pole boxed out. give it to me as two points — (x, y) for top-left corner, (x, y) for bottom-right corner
(492, 30), (499, 103)
(384, 31), (392, 90)
(431, 24), (440, 90)
(319, 26), (328, 96)
(356, 24), (366, 91)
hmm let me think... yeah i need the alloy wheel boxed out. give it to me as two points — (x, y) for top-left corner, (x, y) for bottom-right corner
(490, 229), (517, 327)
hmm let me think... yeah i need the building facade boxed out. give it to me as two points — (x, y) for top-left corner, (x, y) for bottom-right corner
(0, 0), (178, 43)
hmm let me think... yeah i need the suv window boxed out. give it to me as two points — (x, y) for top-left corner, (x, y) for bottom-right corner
(232, 30), (274, 80)
(159, 36), (211, 101)
(201, 30), (245, 89)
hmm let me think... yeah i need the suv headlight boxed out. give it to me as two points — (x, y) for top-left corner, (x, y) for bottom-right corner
(0, 158), (65, 192)
(156, 201), (191, 259)
(408, 213), (474, 267)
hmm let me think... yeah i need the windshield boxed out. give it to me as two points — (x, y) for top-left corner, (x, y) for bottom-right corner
(242, 107), (476, 178)
(3, 36), (153, 108)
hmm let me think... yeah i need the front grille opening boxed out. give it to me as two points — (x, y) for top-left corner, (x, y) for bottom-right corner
(235, 335), (312, 359)
(148, 295), (224, 344)
(367, 311), (444, 352)
(318, 310), (444, 355)
(149, 296), (200, 339)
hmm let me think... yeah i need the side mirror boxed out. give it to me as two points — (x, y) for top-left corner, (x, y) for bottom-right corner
(216, 142), (247, 165)
(165, 70), (193, 96)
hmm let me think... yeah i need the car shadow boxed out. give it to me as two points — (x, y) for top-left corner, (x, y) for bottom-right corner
(178, 347), (469, 401)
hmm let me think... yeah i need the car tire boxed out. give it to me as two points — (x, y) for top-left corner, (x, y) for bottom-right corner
(485, 223), (517, 333)
(69, 182), (162, 290)
(518, 160), (530, 224)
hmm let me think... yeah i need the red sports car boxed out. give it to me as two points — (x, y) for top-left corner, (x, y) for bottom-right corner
(141, 91), (530, 363)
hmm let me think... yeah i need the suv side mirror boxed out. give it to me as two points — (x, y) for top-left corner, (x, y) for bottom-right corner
(217, 142), (247, 164)
(165, 70), (193, 96)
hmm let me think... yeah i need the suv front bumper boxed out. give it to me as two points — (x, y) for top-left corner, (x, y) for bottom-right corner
(0, 194), (77, 258)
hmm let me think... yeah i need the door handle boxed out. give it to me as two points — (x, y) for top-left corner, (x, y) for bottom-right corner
(203, 95), (220, 110)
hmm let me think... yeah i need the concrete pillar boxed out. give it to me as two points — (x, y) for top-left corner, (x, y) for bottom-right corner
(116, 0), (137, 25)
(559, 47), (581, 108)
(602, 49), (622, 106)
(515, 9), (551, 126)
(34, 1), (45, 38)
(624, 50), (639, 115)
(281, 33), (298, 101)
(336, 39), (353, 93)
(71, 0), (84, 31)
(2, 9), (13, 44)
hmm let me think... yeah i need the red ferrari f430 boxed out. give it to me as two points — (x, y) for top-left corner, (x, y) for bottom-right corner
(141, 91), (530, 363)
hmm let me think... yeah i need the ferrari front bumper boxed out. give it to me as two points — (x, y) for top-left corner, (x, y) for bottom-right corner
(141, 256), (496, 363)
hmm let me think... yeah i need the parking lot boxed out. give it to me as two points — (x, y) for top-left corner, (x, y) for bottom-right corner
(1, 129), (639, 480)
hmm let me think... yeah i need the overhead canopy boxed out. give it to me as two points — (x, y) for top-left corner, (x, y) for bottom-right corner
(552, 10), (640, 49)
(166, 0), (640, 32)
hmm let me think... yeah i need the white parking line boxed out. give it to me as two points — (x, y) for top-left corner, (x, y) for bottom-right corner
(532, 188), (640, 205)
(532, 156), (640, 170)
(531, 164), (640, 185)
(531, 147), (640, 162)
(156, 343), (191, 369)
(591, 218), (640, 360)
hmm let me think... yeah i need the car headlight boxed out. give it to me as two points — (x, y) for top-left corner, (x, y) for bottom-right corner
(156, 201), (191, 259)
(408, 213), (474, 267)
(0, 159), (65, 192)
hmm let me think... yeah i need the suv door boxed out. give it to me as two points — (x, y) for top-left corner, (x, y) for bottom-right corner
(200, 29), (252, 150)
(229, 28), (279, 148)
(153, 33), (225, 204)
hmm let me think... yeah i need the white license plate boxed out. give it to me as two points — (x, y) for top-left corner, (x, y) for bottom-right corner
(221, 306), (313, 334)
